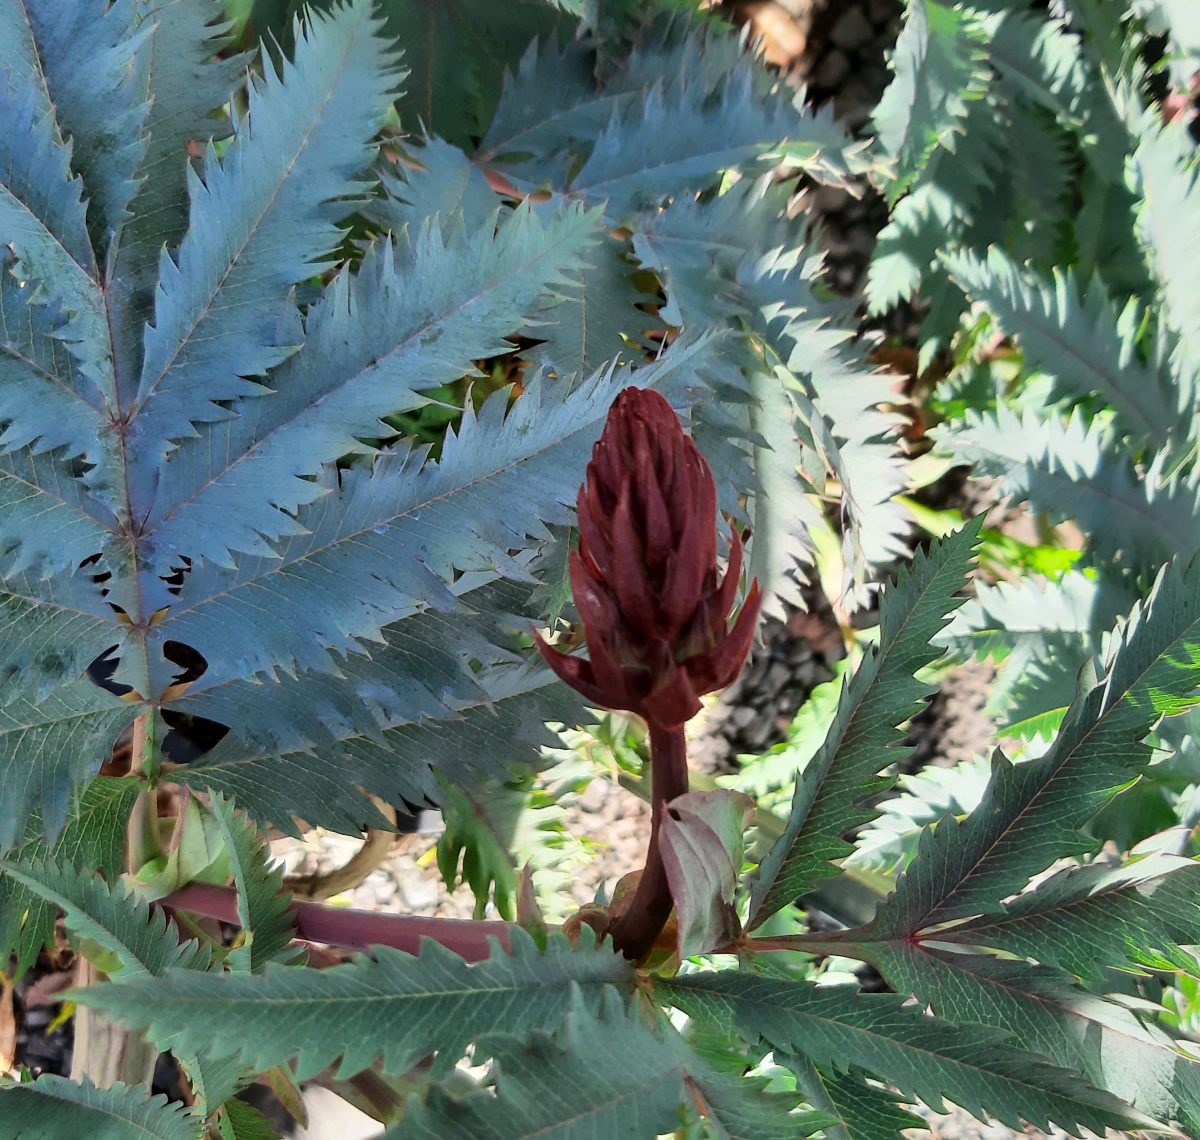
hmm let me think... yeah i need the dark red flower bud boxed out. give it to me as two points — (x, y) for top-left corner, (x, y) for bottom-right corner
(535, 388), (761, 729)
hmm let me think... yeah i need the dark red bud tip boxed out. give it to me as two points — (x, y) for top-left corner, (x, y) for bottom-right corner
(538, 388), (761, 725)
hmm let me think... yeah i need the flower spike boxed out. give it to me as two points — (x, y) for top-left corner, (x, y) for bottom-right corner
(534, 388), (761, 728)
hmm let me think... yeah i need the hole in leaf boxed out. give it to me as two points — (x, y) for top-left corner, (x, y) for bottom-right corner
(160, 709), (229, 765)
(163, 640), (207, 685)
(86, 645), (131, 697)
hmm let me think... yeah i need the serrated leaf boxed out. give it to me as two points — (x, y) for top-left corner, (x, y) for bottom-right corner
(437, 773), (580, 923)
(786, 1054), (922, 1140)
(379, 0), (567, 148)
(394, 990), (686, 1139)
(131, 0), (404, 462)
(934, 853), (1200, 981)
(658, 971), (1155, 1135)
(147, 202), (601, 566)
(568, 59), (859, 220)
(72, 930), (635, 1080)
(866, 93), (1006, 314)
(1130, 108), (1200, 364)
(7, 0), (149, 260)
(525, 219), (647, 380)
(0, 776), (137, 977)
(934, 406), (1200, 568)
(874, 554), (1200, 935)
(0, 1075), (202, 1140)
(1, 562), (119, 704)
(209, 793), (297, 972)
(0, 857), (210, 980)
(872, 0), (991, 204)
(216, 1096), (280, 1140)
(480, 23), (746, 190)
(660, 790), (753, 958)
(173, 586), (586, 835)
(873, 942), (1200, 1135)
(844, 756), (991, 877)
(366, 136), (498, 236)
(747, 519), (983, 928)
(0, 679), (136, 851)
(632, 177), (905, 605)
(939, 571), (1135, 734)
(155, 337), (716, 689)
(944, 248), (1176, 442)
(110, 0), (245, 392)
(0, 247), (115, 470)
(0, 83), (116, 430)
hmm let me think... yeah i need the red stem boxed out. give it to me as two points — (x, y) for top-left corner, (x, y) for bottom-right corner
(607, 720), (689, 962)
(162, 883), (514, 963)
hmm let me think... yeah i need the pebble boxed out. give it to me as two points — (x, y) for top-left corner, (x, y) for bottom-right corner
(869, 0), (900, 25)
(814, 49), (851, 89)
(830, 8), (874, 52)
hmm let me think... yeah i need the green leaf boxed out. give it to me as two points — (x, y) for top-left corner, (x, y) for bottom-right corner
(0, 1075), (202, 1140)
(866, 94), (1005, 314)
(787, 1055), (922, 1140)
(943, 248), (1176, 442)
(845, 757), (991, 877)
(0, 83), (116, 447)
(568, 58), (859, 221)
(872, 0), (991, 204)
(216, 1096), (280, 1140)
(939, 571), (1136, 735)
(480, 24), (749, 191)
(156, 336), (714, 692)
(986, 7), (1126, 175)
(378, 0), (567, 148)
(873, 554), (1200, 935)
(177, 647), (585, 838)
(209, 793), (298, 972)
(934, 853), (1200, 981)
(526, 222), (647, 380)
(872, 943), (1200, 1135)
(0, 857), (210, 980)
(658, 971), (1155, 1135)
(149, 201), (601, 567)
(631, 177), (905, 603)
(747, 519), (983, 928)
(1130, 108), (1200, 364)
(366, 136), (498, 236)
(7, 0), (149, 262)
(730, 661), (851, 810)
(394, 990), (687, 1139)
(436, 768), (582, 924)
(132, 0), (404, 460)
(660, 790), (753, 958)
(72, 930), (635, 1080)
(0, 678), (137, 851)
(933, 406), (1200, 568)
(110, 0), (244, 385)
(0, 776), (137, 976)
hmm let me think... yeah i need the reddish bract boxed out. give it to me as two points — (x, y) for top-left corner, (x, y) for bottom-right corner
(535, 387), (761, 728)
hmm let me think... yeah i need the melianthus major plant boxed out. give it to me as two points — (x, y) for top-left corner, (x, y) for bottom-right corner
(0, 0), (1198, 1137)
(859, 0), (1200, 878)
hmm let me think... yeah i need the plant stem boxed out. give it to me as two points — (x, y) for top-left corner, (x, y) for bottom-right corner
(125, 711), (162, 876)
(607, 720), (689, 962)
(71, 712), (162, 1091)
(734, 931), (872, 961)
(163, 883), (515, 961)
(70, 955), (157, 1089)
